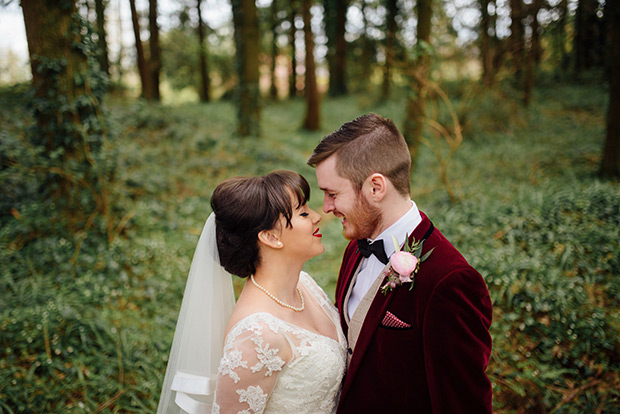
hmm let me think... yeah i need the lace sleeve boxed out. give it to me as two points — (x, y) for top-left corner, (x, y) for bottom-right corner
(212, 317), (292, 414)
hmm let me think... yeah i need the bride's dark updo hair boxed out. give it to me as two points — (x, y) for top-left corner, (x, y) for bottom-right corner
(210, 170), (311, 278)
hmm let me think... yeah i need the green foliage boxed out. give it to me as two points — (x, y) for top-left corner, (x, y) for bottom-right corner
(1, 76), (618, 413)
(418, 79), (619, 412)
(161, 27), (235, 97)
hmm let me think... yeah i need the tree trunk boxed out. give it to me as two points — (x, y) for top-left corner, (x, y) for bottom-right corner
(95, 0), (110, 76)
(147, 0), (161, 100)
(480, 0), (494, 87)
(21, 0), (108, 226)
(509, 0), (525, 87)
(403, 0), (432, 173)
(557, 0), (569, 70)
(302, 0), (320, 130)
(574, 0), (602, 72)
(129, 0), (149, 98)
(574, 0), (587, 72)
(324, 0), (348, 96)
(333, 0), (348, 95)
(232, 0), (260, 136)
(523, 39), (535, 106)
(116, 0), (125, 83)
(22, 0), (84, 145)
(489, 0), (505, 76)
(22, 0), (93, 151)
(382, 0), (398, 100)
(601, 0), (620, 178)
(531, 0), (543, 65)
(523, 0), (542, 106)
(359, 0), (374, 92)
(270, 0), (279, 100)
(197, 0), (210, 102)
(289, 0), (298, 98)
(479, 0), (490, 82)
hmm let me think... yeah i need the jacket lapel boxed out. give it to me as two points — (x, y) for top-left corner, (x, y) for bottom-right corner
(336, 243), (363, 337)
(339, 213), (433, 402)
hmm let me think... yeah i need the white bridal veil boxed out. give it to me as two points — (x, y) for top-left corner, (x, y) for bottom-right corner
(157, 213), (236, 414)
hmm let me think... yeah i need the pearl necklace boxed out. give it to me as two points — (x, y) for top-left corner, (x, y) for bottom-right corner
(250, 275), (305, 312)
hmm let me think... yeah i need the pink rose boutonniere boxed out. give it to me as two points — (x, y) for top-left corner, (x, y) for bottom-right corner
(380, 234), (435, 294)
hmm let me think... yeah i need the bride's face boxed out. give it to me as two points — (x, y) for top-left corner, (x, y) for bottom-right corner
(277, 202), (325, 261)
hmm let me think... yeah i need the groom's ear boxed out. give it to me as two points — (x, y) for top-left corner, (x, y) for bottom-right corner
(367, 173), (388, 202)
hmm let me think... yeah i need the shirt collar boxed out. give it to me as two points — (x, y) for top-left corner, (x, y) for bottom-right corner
(369, 200), (422, 257)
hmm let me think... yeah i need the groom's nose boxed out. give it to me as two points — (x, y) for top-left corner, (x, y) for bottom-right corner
(322, 194), (334, 214)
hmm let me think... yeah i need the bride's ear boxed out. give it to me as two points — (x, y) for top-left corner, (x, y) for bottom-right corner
(258, 230), (283, 249)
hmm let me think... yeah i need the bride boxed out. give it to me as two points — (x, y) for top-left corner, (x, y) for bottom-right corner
(158, 170), (347, 414)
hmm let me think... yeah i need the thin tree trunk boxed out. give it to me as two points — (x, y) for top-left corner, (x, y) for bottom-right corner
(95, 0), (110, 76)
(325, 0), (348, 96)
(197, 0), (210, 102)
(523, 0), (542, 106)
(270, 0), (279, 100)
(523, 39), (535, 106)
(403, 0), (432, 173)
(557, 0), (569, 70)
(148, 0), (161, 100)
(601, 0), (620, 178)
(335, 0), (349, 95)
(359, 0), (373, 91)
(302, 0), (319, 130)
(509, 0), (525, 87)
(531, 0), (542, 65)
(129, 0), (149, 98)
(480, 0), (494, 87)
(489, 0), (505, 76)
(232, 0), (260, 136)
(382, 0), (398, 100)
(289, 1), (298, 98)
(333, 0), (348, 95)
(116, 0), (124, 82)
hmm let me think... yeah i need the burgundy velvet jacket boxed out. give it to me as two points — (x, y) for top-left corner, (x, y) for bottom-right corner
(336, 212), (493, 413)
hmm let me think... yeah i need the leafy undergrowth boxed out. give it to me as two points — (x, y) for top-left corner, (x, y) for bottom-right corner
(1, 78), (618, 413)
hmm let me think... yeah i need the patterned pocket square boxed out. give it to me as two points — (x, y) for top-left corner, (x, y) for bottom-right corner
(381, 311), (412, 329)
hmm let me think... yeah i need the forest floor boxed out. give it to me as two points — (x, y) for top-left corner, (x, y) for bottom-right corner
(1, 76), (618, 413)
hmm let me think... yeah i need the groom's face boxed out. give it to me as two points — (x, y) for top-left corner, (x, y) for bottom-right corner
(316, 155), (381, 240)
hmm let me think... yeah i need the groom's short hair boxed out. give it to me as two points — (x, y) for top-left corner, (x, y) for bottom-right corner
(307, 113), (411, 196)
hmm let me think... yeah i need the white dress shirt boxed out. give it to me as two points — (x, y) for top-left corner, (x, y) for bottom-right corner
(347, 201), (423, 319)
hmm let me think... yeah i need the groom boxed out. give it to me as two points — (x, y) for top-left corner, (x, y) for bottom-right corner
(308, 113), (493, 413)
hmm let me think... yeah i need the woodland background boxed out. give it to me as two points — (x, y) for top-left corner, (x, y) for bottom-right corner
(0, 0), (619, 412)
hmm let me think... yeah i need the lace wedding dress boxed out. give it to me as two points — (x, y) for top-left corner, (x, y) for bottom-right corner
(212, 272), (347, 414)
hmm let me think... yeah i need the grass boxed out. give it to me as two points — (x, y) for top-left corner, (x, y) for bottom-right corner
(1, 76), (618, 413)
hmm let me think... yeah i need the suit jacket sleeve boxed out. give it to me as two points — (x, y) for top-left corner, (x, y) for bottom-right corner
(423, 267), (493, 413)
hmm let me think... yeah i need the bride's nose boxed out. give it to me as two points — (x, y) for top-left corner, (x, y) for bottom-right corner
(311, 209), (321, 224)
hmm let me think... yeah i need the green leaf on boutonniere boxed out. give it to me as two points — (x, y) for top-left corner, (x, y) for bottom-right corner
(420, 247), (435, 262)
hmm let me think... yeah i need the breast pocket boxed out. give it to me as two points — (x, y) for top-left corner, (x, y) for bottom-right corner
(379, 310), (414, 330)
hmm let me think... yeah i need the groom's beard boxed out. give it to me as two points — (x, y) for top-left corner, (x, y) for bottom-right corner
(343, 193), (382, 241)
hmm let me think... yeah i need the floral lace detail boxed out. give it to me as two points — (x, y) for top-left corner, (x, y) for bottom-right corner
(212, 272), (347, 414)
(250, 335), (285, 375)
(236, 385), (268, 413)
(218, 348), (248, 383)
